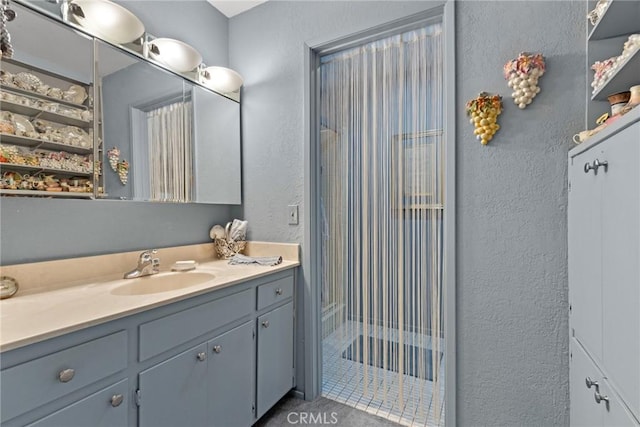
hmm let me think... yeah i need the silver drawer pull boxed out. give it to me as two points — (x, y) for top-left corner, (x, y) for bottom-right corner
(594, 391), (609, 404)
(585, 377), (599, 390)
(275, 288), (283, 296)
(197, 352), (207, 362)
(262, 320), (270, 328)
(110, 394), (124, 407)
(213, 345), (222, 354)
(58, 368), (75, 383)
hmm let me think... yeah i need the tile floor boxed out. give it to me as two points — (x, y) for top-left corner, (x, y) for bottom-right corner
(321, 321), (445, 427)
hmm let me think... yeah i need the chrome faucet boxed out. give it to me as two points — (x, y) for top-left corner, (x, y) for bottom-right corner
(124, 249), (160, 279)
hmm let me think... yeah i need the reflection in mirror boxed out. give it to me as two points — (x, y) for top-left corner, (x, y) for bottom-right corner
(190, 84), (241, 204)
(97, 41), (241, 204)
(1, 2), (96, 198)
(97, 40), (188, 202)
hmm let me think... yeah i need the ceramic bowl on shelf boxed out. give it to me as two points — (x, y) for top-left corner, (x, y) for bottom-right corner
(607, 91), (631, 115)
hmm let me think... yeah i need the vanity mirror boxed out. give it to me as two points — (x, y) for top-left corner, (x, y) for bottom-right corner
(1, 1), (242, 204)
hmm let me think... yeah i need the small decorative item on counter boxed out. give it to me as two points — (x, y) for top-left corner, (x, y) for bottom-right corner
(0, 276), (19, 299)
(210, 220), (248, 259)
(107, 147), (120, 172)
(504, 52), (545, 109)
(587, 0), (609, 26)
(117, 159), (129, 185)
(465, 92), (503, 145)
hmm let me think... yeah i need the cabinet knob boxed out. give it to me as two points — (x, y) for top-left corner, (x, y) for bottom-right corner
(197, 352), (207, 362)
(585, 377), (599, 390)
(212, 345), (222, 354)
(594, 391), (609, 404)
(262, 320), (270, 328)
(275, 288), (283, 296)
(110, 394), (124, 407)
(58, 368), (75, 383)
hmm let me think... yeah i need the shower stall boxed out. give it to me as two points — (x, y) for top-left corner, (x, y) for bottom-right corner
(318, 17), (446, 427)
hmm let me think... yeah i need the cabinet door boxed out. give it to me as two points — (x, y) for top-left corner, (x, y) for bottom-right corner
(570, 339), (603, 427)
(600, 378), (640, 427)
(256, 301), (294, 419)
(27, 379), (128, 427)
(139, 343), (207, 427)
(207, 321), (255, 427)
(569, 148), (603, 361)
(600, 126), (640, 419)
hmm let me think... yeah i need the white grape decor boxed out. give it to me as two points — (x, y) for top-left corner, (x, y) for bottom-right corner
(504, 52), (546, 109)
(466, 92), (503, 146)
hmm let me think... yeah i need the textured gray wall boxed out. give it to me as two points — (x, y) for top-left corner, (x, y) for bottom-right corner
(229, 1), (584, 425)
(455, 2), (583, 425)
(1, 1), (234, 265)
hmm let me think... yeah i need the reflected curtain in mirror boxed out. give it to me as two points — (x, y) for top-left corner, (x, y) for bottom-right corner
(146, 100), (193, 202)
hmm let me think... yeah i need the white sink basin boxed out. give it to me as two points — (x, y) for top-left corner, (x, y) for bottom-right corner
(111, 272), (215, 296)
(68, 0), (145, 45)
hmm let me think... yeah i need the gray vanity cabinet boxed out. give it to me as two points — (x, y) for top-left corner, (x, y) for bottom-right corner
(569, 118), (640, 426)
(27, 380), (129, 427)
(256, 301), (295, 419)
(207, 321), (255, 427)
(138, 343), (208, 427)
(0, 268), (297, 427)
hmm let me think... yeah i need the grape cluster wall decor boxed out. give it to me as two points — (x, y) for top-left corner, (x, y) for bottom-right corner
(504, 52), (546, 109)
(466, 92), (503, 145)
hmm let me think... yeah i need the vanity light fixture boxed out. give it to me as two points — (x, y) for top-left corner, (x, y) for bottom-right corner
(200, 66), (244, 93)
(147, 38), (203, 73)
(66, 0), (145, 45)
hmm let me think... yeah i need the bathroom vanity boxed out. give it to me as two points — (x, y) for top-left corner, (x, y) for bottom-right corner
(0, 243), (299, 426)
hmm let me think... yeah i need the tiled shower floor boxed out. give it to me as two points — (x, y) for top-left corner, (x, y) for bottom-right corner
(322, 321), (445, 427)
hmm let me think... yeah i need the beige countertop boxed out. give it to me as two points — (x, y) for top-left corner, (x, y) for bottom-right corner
(0, 242), (299, 352)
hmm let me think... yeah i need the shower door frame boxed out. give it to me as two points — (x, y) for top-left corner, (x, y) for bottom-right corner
(302, 2), (456, 425)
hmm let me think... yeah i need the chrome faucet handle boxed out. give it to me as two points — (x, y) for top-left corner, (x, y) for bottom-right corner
(139, 249), (158, 262)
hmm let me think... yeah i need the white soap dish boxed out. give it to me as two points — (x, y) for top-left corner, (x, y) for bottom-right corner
(171, 260), (198, 272)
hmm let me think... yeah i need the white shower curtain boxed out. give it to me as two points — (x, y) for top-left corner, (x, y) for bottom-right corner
(147, 101), (193, 202)
(320, 22), (444, 426)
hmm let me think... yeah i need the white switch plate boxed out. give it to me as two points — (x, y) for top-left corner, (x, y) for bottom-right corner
(288, 205), (299, 225)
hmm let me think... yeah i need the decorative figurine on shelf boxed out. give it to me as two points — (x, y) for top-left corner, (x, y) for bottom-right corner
(504, 52), (545, 109)
(466, 92), (503, 146)
(107, 147), (120, 172)
(117, 159), (129, 185)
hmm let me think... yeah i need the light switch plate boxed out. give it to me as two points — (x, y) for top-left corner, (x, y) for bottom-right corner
(288, 205), (299, 225)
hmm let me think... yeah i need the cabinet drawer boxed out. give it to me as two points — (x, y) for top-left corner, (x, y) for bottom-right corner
(27, 379), (128, 427)
(257, 275), (294, 310)
(139, 288), (253, 361)
(0, 331), (127, 423)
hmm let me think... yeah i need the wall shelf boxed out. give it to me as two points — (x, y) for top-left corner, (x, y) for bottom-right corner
(588, 0), (640, 41)
(1, 98), (92, 129)
(0, 189), (92, 198)
(0, 162), (92, 177)
(0, 83), (89, 110)
(0, 133), (93, 155)
(591, 47), (640, 101)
